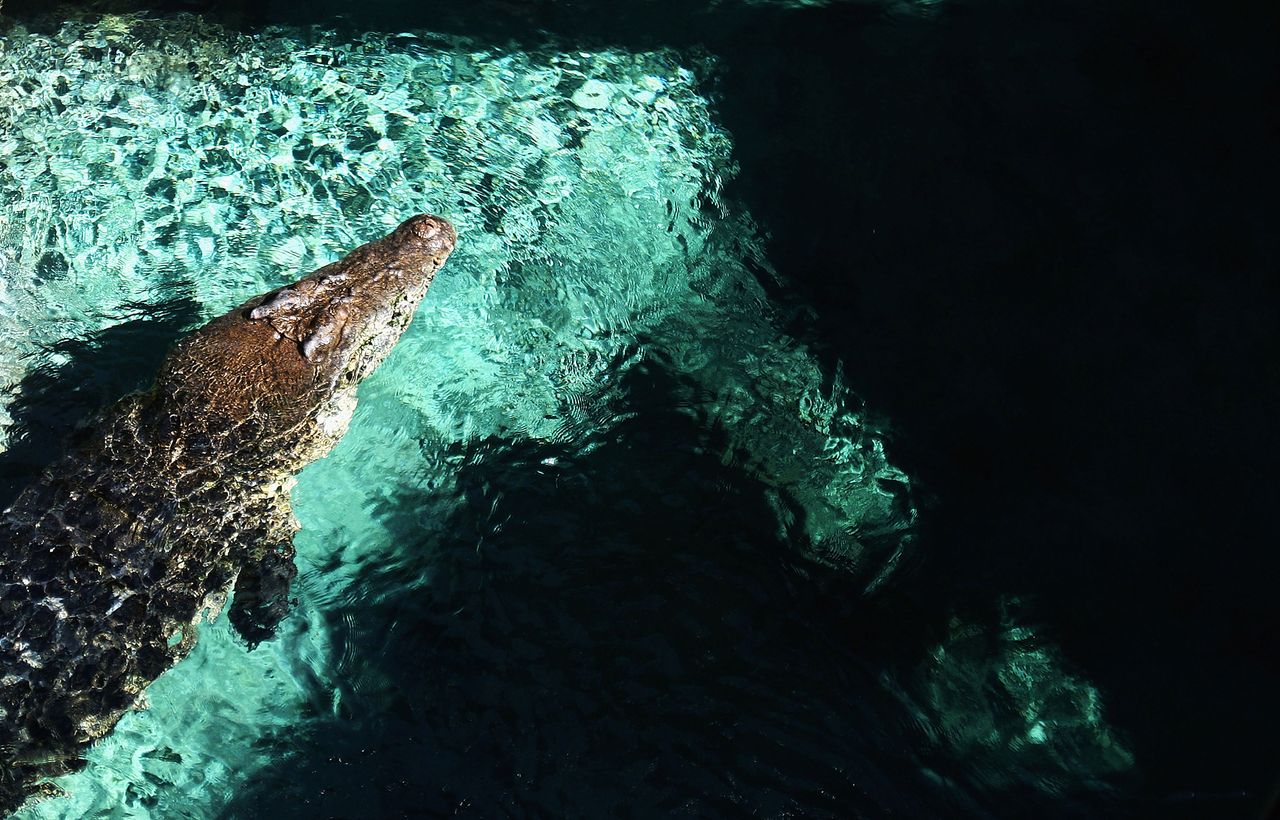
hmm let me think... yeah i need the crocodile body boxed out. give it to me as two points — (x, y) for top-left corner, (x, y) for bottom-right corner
(0, 214), (456, 813)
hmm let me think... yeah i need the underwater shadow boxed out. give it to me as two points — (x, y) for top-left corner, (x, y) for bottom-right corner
(0, 290), (202, 510)
(219, 357), (1121, 820)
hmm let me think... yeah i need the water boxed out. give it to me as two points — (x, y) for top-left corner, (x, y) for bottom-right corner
(0, 1), (1252, 817)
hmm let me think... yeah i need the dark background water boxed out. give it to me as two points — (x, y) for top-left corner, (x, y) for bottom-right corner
(4, 0), (1278, 817)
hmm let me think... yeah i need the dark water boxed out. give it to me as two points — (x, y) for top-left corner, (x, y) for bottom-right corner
(222, 363), (973, 818)
(1, 0), (1276, 817)
(708, 5), (1280, 816)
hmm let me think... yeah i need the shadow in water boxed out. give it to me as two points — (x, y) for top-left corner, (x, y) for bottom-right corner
(222, 359), (1120, 820)
(0, 290), (202, 510)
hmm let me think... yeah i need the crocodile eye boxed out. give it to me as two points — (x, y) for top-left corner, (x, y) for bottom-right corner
(249, 278), (322, 321)
(300, 333), (326, 360)
(300, 302), (350, 361)
(250, 289), (301, 320)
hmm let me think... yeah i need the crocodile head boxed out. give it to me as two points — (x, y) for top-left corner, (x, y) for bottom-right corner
(148, 214), (456, 471)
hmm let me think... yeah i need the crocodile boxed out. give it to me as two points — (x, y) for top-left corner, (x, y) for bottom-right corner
(0, 214), (457, 813)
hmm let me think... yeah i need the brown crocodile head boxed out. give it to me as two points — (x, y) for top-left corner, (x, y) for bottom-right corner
(145, 214), (456, 471)
(0, 216), (454, 814)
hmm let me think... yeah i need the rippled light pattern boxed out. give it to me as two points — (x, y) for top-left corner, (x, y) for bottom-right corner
(887, 598), (1134, 797)
(0, 9), (1131, 816)
(0, 11), (919, 816)
(0, 11), (915, 569)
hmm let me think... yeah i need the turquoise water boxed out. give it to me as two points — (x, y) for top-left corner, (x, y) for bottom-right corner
(0, 8), (1127, 817)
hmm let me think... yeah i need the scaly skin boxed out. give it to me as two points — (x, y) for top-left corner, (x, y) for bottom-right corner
(0, 214), (456, 813)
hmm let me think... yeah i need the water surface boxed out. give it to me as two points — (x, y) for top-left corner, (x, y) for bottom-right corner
(0, 6), (1134, 817)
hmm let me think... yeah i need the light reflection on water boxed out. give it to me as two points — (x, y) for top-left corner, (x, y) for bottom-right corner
(0, 7), (1124, 818)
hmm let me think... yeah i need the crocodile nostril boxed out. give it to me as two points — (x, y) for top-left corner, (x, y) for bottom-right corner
(405, 216), (439, 241)
(403, 215), (456, 251)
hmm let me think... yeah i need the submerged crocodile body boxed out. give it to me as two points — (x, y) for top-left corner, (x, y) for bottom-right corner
(0, 215), (456, 813)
